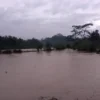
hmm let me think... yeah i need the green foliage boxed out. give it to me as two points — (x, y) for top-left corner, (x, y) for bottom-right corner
(71, 23), (100, 53)
(89, 30), (100, 41)
(73, 39), (96, 52)
(54, 44), (66, 50)
(0, 36), (42, 50)
(42, 33), (74, 50)
(1, 23), (100, 54)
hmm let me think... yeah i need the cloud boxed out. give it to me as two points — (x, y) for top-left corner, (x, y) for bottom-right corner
(0, 0), (100, 39)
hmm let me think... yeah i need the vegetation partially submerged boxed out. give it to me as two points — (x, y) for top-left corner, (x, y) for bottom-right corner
(0, 49), (22, 54)
(0, 23), (100, 54)
(2, 50), (12, 54)
(13, 49), (22, 53)
(70, 23), (100, 53)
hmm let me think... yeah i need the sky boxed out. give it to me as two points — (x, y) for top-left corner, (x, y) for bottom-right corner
(0, 0), (100, 39)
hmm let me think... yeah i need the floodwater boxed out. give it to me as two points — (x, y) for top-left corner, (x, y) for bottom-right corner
(0, 50), (100, 100)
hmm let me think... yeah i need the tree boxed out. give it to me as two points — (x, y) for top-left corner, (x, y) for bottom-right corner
(45, 42), (52, 51)
(71, 23), (100, 52)
(89, 30), (100, 41)
(72, 23), (93, 38)
(0, 35), (43, 50)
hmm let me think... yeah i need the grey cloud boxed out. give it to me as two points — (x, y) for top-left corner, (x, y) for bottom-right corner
(0, 0), (100, 39)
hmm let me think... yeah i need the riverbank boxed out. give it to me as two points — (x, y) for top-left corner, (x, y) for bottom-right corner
(0, 46), (100, 54)
(0, 48), (55, 54)
(0, 48), (100, 54)
(0, 49), (38, 54)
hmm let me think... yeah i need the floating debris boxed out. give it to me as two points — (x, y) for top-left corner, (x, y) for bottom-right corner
(38, 97), (58, 100)
(5, 71), (8, 74)
(49, 97), (58, 100)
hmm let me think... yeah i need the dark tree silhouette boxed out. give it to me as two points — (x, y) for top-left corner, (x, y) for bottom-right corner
(0, 36), (42, 50)
(89, 30), (100, 41)
(45, 42), (52, 51)
(72, 23), (93, 38)
(71, 23), (100, 53)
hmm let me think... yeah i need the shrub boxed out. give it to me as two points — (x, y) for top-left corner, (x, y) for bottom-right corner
(2, 50), (12, 54)
(13, 49), (22, 53)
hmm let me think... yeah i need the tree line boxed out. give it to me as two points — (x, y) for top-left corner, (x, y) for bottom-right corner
(0, 36), (42, 50)
(0, 23), (100, 54)
(0, 36), (43, 53)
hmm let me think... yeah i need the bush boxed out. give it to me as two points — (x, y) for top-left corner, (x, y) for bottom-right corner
(44, 42), (52, 51)
(2, 50), (12, 54)
(54, 44), (66, 50)
(13, 49), (22, 53)
(72, 39), (96, 52)
(66, 44), (71, 48)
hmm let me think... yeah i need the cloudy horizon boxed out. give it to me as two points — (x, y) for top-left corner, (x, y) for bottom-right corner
(0, 0), (100, 39)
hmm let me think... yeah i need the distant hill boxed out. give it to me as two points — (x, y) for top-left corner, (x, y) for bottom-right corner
(41, 33), (74, 46)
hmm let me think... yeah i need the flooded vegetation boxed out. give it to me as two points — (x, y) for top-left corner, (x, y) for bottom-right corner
(0, 0), (100, 99)
(1, 23), (100, 54)
(0, 23), (100, 100)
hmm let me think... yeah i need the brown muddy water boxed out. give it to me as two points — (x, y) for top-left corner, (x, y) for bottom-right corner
(0, 50), (100, 100)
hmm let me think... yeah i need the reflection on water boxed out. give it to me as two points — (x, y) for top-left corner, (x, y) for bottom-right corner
(0, 50), (100, 100)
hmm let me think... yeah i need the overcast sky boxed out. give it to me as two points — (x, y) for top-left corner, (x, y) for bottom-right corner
(0, 0), (100, 39)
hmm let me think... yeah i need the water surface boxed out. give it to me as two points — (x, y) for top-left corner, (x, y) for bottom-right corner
(0, 50), (100, 100)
